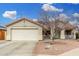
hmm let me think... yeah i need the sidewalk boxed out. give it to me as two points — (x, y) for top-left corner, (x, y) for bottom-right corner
(60, 48), (79, 56)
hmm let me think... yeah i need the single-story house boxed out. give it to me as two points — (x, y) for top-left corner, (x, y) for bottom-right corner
(4, 17), (79, 40)
(6, 18), (46, 41)
(0, 26), (6, 40)
(51, 20), (78, 39)
(42, 20), (79, 40)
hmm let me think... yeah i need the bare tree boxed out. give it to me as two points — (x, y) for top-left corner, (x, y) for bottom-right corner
(38, 11), (51, 39)
(38, 11), (59, 42)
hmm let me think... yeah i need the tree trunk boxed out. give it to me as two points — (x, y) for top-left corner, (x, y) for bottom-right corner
(50, 27), (54, 40)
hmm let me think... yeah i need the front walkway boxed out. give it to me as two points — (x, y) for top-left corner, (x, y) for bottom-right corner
(0, 40), (37, 56)
(60, 48), (79, 56)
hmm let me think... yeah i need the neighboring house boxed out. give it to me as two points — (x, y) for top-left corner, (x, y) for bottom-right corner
(0, 26), (6, 40)
(6, 18), (45, 41)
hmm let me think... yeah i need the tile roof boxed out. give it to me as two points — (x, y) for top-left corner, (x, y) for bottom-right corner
(6, 17), (47, 30)
(39, 20), (76, 30)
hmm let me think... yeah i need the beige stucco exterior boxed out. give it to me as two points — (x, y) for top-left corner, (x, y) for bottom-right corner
(6, 19), (43, 41)
(60, 29), (77, 39)
(60, 30), (65, 39)
(72, 29), (77, 39)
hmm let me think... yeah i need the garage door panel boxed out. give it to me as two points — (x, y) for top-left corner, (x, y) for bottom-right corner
(11, 29), (39, 41)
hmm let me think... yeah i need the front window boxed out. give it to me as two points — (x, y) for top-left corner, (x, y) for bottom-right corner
(65, 30), (73, 39)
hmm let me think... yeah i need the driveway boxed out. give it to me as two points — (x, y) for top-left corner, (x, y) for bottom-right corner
(0, 40), (37, 56)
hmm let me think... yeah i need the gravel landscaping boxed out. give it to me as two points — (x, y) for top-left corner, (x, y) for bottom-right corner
(33, 39), (79, 56)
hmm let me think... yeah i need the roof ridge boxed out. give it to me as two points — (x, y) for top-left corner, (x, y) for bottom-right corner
(6, 17), (47, 29)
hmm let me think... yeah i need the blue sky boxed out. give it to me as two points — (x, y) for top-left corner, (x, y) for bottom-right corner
(0, 3), (79, 26)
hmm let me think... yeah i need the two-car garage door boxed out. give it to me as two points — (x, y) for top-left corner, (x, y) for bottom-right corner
(11, 28), (39, 41)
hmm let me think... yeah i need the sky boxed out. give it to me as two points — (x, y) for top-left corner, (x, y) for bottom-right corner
(0, 3), (79, 26)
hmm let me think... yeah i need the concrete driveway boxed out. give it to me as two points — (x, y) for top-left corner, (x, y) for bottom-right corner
(0, 40), (37, 56)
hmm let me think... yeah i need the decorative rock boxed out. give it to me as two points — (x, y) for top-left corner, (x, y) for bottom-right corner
(45, 45), (51, 49)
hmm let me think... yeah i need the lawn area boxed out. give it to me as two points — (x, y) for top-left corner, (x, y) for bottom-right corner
(33, 39), (79, 56)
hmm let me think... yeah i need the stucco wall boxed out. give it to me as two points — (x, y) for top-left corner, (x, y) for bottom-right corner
(6, 20), (42, 41)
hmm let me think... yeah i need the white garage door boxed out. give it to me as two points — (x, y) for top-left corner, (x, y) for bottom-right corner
(11, 28), (39, 41)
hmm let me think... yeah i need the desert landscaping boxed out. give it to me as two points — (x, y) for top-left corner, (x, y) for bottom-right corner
(33, 39), (79, 56)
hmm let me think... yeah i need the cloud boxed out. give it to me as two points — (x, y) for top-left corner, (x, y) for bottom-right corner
(3, 11), (17, 19)
(69, 20), (78, 25)
(42, 4), (63, 12)
(58, 13), (70, 20)
(33, 19), (37, 21)
(72, 13), (79, 17)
